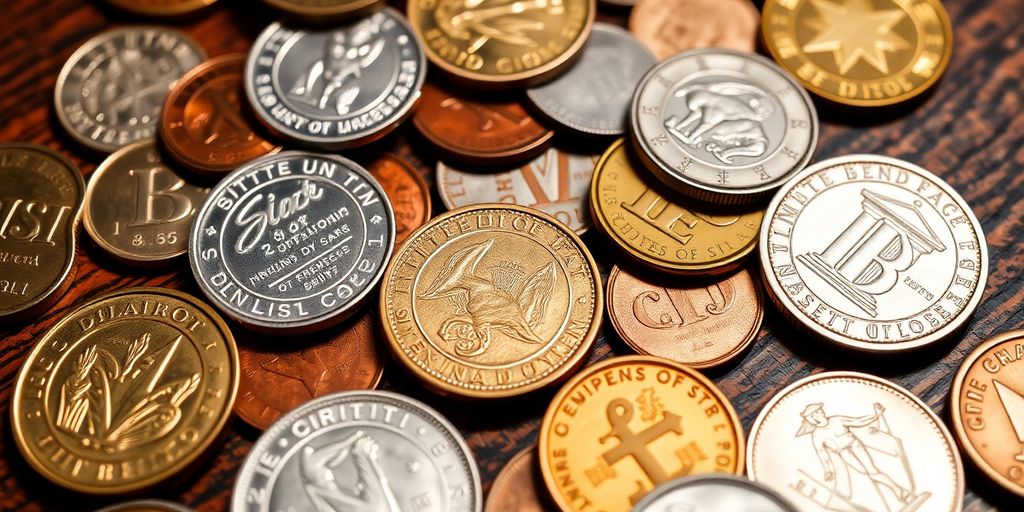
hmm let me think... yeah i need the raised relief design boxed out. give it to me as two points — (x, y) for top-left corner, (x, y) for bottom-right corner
(633, 281), (735, 330)
(993, 381), (1024, 456)
(623, 188), (740, 245)
(803, 0), (910, 75)
(435, 0), (564, 53)
(665, 82), (774, 164)
(83, 50), (181, 127)
(191, 82), (256, 147)
(301, 431), (402, 512)
(290, 19), (386, 115)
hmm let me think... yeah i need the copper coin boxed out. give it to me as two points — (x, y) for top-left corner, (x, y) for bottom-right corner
(486, 446), (552, 512)
(412, 82), (553, 166)
(607, 265), (762, 369)
(629, 0), (760, 60)
(368, 154), (431, 246)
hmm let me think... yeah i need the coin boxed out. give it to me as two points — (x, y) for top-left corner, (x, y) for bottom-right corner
(539, 355), (744, 511)
(0, 144), (85, 323)
(11, 287), (239, 494)
(263, 0), (381, 18)
(760, 155), (988, 352)
(485, 446), (552, 512)
(368, 154), (431, 246)
(762, 0), (953, 107)
(190, 151), (394, 334)
(526, 23), (655, 137)
(590, 139), (762, 276)
(950, 330), (1024, 498)
(630, 49), (818, 204)
(607, 265), (762, 368)
(55, 27), (206, 153)
(408, 0), (596, 88)
(747, 371), (964, 512)
(96, 500), (194, 512)
(633, 474), (800, 512)
(244, 9), (426, 149)
(161, 54), (280, 176)
(103, 0), (216, 15)
(437, 148), (597, 234)
(380, 204), (602, 398)
(629, 0), (760, 61)
(231, 391), (482, 512)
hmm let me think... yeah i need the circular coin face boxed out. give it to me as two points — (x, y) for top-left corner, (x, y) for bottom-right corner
(244, 9), (426, 149)
(231, 391), (482, 512)
(104, 0), (217, 15)
(189, 151), (395, 334)
(759, 155), (988, 352)
(629, 0), (760, 61)
(485, 446), (552, 512)
(633, 474), (799, 512)
(368, 154), (431, 246)
(11, 287), (239, 494)
(96, 500), (194, 512)
(263, 0), (381, 18)
(55, 27), (206, 153)
(631, 49), (818, 204)
(539, 356), (744, 511)
(380, 204), (602, 398)
(748, 372), (964, 512)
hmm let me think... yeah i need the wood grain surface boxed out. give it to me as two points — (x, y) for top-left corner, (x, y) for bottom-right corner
(1, 0), (1022, 510)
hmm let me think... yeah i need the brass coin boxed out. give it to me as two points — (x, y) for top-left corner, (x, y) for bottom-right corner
(485, 445), (552, 512)
(104, 0), (217, 16)
(11, 287), (239, 495)
(380, 203), (602, 398)
(539, 355), (745, 511)
(263, 0), (381, 18)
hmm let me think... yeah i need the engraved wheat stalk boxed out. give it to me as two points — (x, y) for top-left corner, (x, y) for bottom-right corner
(56, 345), (98, 432)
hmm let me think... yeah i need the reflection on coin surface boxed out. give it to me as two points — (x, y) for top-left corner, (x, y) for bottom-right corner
(231, 391), (482, 512)
(263, 0), (381, 18)
(368, 154), (431, 246)
(380, 204), (602, 398)
(629, 0), (760, 60)
(633, 474), (800, 512)
(84, 140), (209, 266)
(485, 445), (551, 512)
(748, 372), (964, 512)
(11, 287), (239, 494)
(631, 49), (818, 204)
(762, 0), (953, 107)
(607, 265), (762, 368)
(760, 155), (987, 352)
(245, 9), (426, 149)
(951, 330), (1024, 497)
(190, 151), (395, 333)
(0, 144), (85, 323)
(526, 23), (655, 137)
(539, 356), (744, 511)
(96, 499), (194, 512)
(55, 27), (206, 153)
(104, 0), (216, 15)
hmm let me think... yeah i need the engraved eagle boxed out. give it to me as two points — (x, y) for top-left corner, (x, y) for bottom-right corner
(435, 0), (565, 54)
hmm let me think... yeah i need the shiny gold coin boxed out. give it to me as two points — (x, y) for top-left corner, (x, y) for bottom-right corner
(408, 0), (596, 88)
(263, 0), (381, 18)
(539, 355), (744, 511)
(104, 0), (217, 15)
(590, 139), (762, 276)
(11, 287), (239, 494)
(380, 203), (602, 398)
(761, 0), (953, 107)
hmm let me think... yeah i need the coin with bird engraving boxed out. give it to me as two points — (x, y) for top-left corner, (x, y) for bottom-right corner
(633, 474), (799, 512)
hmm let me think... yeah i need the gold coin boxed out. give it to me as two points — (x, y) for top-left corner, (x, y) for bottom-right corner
(380, 203), (602, 398)
(11, 287), (239, 494)
(539, 355), (744, 511)
(590, 139), (762, 276)
(263, 0), (381, 18)
(408, 0), (596, 88)
(761, 0), (953, 107)
(104, 0), (217, 15)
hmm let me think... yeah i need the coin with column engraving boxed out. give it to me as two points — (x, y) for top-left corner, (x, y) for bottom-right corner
(103, 0), (217, 15)
(633, 474), (799, 512)
(11, 287), (239, 494)
(748, 372), (964, 512)
(760, 155), (987, 352)
(539, 355), (744, 511)
(368, 154), (431, 246)
(55, 27), (206, 153)
(189, 151), (395, 334)
(231, 391), (482, 512)
(245, 9), (426, 149)
(485, 445), (553, 512)
(629, 0), (760, 61)
(263, 0), (382, 18)
(96, 500), (194, 512)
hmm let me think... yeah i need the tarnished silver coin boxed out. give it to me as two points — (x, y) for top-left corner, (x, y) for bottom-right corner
(189, 151), (395, 334)
(633, 475), (799, 512)
(245, 8), (426, 149)
(630, 49), (817, 204)
(760, 155), (987, 352)
(55, 27), (206, 153)
(526, 23), (655, 137)
(231, 390), (482, 512)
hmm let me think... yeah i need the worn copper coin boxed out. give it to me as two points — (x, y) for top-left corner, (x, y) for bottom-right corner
(263, 0), (381, 18)
(485, 446), (551, 512)
(368, 154), (431, 246)
(629, 0), (760, 60)
(104, 0), (217, 15)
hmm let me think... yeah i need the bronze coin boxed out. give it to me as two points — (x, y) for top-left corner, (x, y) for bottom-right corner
(629, 0), (760, 60)
(368, 154), (431, 246)
(485, 445), (553, 512)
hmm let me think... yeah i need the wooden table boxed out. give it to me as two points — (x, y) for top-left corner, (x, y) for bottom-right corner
(1, 0), (1021, 510)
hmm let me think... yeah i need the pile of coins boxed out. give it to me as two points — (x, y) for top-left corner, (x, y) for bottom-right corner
(1, 0), (1019, 510)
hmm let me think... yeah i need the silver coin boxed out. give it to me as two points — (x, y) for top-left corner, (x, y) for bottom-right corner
(245, 8), (426, 149)
(55, 27), (206, 153)
(189, 151), (395, 334)
(633, 474), (799, 512)
(759, 155), (987, 352)
(630, 49), (818, 204)
(95, 500), (194, 512)
(231, 390), (482, 512)
(526, 23), (655, 137)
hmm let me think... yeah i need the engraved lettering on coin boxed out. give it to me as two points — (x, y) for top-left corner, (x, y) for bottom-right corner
(632, 475), (800, 512)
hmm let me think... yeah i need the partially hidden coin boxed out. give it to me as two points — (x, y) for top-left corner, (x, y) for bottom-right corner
(631, 49), (818, 204)
(190, 151), (395, 334)
(748, 371), (964, 512)
(245, 9), (426, 150)
(760, 154), (988, 352)
(0, 144), (84, 323)
(11, 287), (239, 494)
(380, 204), (602, 398)
(95, 500), (194, 512)
(633, 474), (800, 512)
(103, 0), (216, 15)
(539, 355), (745, 511)
(485, 445), (553, 512)
(56, 27), (206, 153)
(629, 0), (760, 61)
(368, 154), (431, 246)
(590, 139), (762, 276)
(231, 390), (482, 512)
(263, 0), (381, 19)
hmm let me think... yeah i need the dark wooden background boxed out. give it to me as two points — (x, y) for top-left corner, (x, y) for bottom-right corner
(1, 0), (1021, 510)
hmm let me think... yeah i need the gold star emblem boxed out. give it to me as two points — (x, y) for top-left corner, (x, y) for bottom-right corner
(802, 0), (911, 75)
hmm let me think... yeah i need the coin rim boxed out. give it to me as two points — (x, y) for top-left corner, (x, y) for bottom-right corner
(103, 0), (217, 16)
(484, 444), (541, 512)
(95, 499), (195, 512)
(262, 0), (380, 17)
(631, 473), (800, 512)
